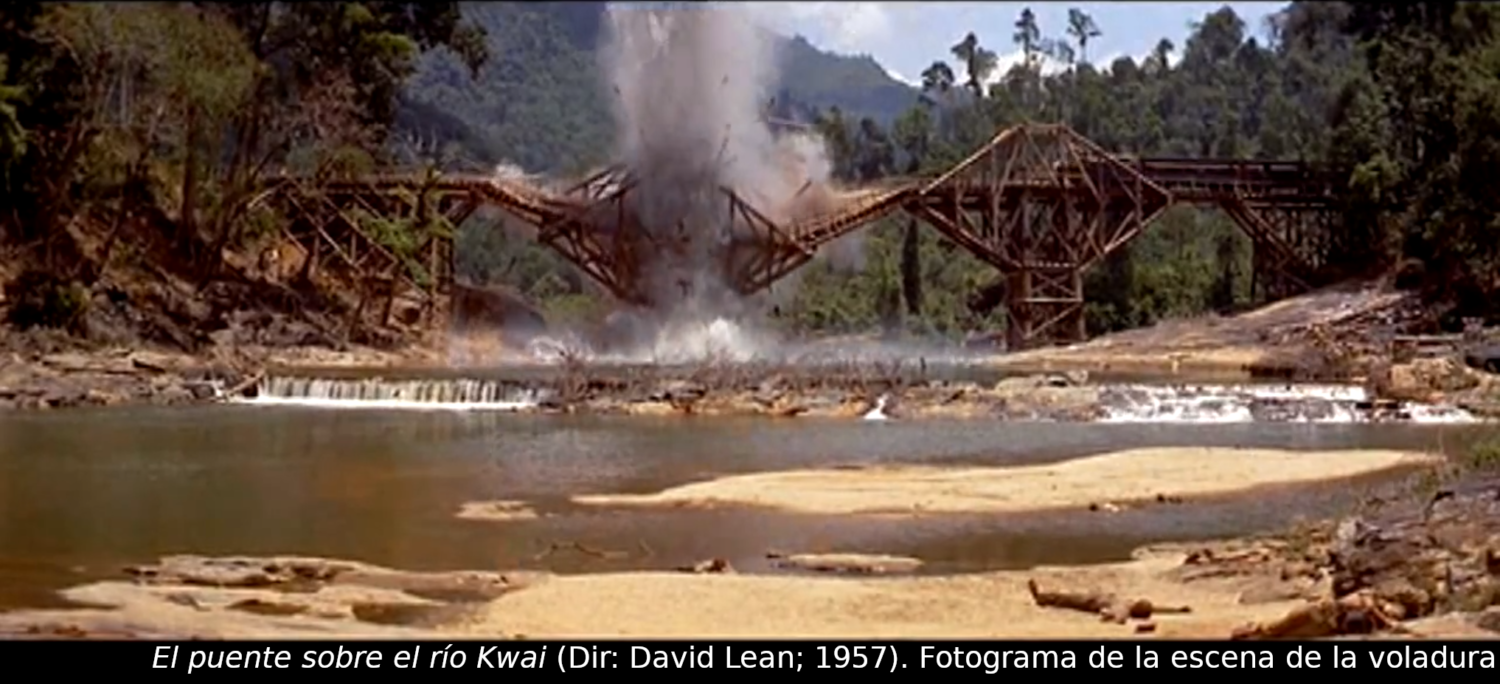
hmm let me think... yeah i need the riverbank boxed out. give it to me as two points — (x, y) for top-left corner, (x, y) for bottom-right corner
(4, 276), (1498, 418)
(988, 282), (1419, 378)
(0, 338), (424, 410)
(6, 338), (1491, 423)
(4, 446), (1497, 640)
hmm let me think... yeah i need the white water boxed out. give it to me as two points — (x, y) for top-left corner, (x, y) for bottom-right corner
(1097, 383), (1477, 424)
(526, 316), (776, 365)
(238, 375), (1481, 423)
(240, 377), (542, 412)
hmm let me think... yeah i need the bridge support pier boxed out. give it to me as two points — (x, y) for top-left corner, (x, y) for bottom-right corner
(266, 176), (471, 337)
(904, 124), (1171, 350)
(1005, 266), (1087, 350)
(1220, 196), (1333, 303)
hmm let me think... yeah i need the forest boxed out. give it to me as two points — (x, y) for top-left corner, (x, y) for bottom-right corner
(1, 2), (1498, 347)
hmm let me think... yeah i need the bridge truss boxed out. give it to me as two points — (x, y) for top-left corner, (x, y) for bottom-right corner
(257, 123), (1338, 348)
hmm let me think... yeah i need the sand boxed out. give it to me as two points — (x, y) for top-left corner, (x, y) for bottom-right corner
(455, 500), (540, 522)
(570, 447), (1439, 515)
(0, 446), (1458, 640)
(0, 551), (1304, 639)
(447, 553), (1293, 638)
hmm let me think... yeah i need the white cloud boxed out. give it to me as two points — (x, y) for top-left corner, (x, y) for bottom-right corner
(746, 2), (905, 55)
(884, 67), (920, 87)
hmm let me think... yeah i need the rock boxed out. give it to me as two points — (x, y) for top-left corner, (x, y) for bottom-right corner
(678, 558), (733, 574)
(129, 351), (185, 374)
(1478, 607), (1500, 633)
(649, 380), (706, 403)
(83, 389), (127, 407)
(1382, 357), (1484, 402)
(1372, 579), (1433, 619)
(1238, 580), (1311, 605)
(1465, 345), (1500, 374)
(154, 386), (196, 406)
(43, 389), (87, 409)
(40, 353), (135, 375)
(621, 401), (678, 417)
(185, 382), (220, 401)
(456, 282), (558, 345)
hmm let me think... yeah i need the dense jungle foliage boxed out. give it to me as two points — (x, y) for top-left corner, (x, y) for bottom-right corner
(1, 2), (1497, 342)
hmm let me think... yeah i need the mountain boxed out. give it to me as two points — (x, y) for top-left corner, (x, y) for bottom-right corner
(397, 2), (920, 174)
(774, 35), (918, 125)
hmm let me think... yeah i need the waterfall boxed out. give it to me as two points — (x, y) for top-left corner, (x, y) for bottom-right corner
(242, 376), (544, 411)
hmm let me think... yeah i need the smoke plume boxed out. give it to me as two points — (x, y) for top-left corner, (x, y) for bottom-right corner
(596, 4), (837, 357)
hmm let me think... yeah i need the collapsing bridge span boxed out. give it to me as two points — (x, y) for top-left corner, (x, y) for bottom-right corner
(260, 123), (1338, 349)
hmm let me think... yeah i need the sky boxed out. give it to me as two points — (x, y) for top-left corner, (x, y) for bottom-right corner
(742, 2), (1287, 85)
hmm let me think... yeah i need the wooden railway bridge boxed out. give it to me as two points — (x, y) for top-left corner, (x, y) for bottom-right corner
(257, 123), (1338, 349)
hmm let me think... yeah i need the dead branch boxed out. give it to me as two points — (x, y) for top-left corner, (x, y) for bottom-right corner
(225, 369), (265, 398)
(1027, 578), (1192, 624)
(1230, 592), (1406, 640)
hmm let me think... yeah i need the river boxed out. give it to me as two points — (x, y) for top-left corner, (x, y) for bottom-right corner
(0, 390), (1488, 612)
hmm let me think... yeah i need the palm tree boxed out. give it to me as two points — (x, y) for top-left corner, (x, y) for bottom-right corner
(919, 60), (956, 99)
(950, 32), (999, 97)
(1146, 38), (1175, 76)
(1012, 8), (1041, 70)
(1065, 9), (1102, 66)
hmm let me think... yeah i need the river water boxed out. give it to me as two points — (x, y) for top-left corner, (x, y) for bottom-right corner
(0, 379), (1490, 612)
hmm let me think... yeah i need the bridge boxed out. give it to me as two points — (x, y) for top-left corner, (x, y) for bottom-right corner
(256, 123), (1339, 349)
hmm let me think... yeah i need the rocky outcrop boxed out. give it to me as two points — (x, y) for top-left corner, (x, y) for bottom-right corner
(0, 349), (237, 410)
(1166, 474), (1500, 638)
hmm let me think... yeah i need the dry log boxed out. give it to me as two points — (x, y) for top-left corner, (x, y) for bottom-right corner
(1027, 579), (1192, 623)
(1230, 592), (1402, 640)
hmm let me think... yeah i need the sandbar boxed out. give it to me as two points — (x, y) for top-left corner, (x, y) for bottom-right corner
(571, 447), (1439, 515)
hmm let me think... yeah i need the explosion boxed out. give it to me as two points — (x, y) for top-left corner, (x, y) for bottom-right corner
(588, 4), (838, 360)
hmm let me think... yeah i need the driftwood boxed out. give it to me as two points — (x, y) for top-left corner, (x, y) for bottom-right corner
(225, 369), (265, 398)
(1231, 592), (1403, 640)
(1027, 579), (1192, 624)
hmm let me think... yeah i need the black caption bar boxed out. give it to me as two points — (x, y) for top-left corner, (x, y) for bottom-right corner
(13, 640), (1500, 675)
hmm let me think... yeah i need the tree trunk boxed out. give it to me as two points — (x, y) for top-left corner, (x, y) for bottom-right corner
(900, 218), (923, 317)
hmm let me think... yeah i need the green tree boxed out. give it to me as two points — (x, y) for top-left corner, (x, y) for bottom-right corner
(1066, 8), (1102, 66)
(950, 32), (998, 97)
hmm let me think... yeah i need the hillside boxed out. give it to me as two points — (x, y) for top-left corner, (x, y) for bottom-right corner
(5, 1), (1498, 365)
(397, 2), (919, 174)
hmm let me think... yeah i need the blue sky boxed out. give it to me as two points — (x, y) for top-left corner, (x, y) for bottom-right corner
(744, 2), (1287, 84)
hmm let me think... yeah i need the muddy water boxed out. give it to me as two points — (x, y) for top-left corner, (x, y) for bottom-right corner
(0, 403), (1489, 611)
